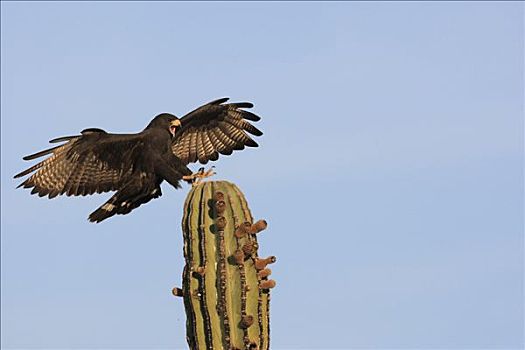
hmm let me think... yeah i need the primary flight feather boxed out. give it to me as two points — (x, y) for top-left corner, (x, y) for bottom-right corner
(14, 97), (262, 223)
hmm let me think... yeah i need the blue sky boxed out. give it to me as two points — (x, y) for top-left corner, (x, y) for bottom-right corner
(1, 2), (523, 349)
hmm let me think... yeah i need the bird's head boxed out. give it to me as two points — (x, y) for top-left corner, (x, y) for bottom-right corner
(146, 113), (181, 138)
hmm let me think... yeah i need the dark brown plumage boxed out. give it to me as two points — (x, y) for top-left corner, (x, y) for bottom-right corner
(14, 97), (262, 222)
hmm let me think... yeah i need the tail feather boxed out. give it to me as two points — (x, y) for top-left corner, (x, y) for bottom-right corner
(88, 186), (162, 223)
(88, 194), (119, 223)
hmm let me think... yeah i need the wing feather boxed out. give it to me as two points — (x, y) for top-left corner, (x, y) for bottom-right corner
(203, 130), (221, 161)
(187, 128), (198, 164)
(215, 124), (238, 149)
(196, 129), (208, 164)
(217, 122), (245, 150)
(201, 131), (215, 159)
(225, 114), (263, 137)
(210, 128), (233, 155)
(171, 98), (262, 165)
(14, 131), (145, 198)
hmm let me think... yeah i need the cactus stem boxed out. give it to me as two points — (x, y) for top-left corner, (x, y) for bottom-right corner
(229, 184), (271, 350)
(182, 182), (273, 350)
(182, 189), (198, 350)
(226, 190), (252, 348)
(198, 186), (214, 349)
(216, 202), (231, 347)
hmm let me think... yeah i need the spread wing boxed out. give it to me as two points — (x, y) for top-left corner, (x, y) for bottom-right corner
(14, 128), (144, 198)
(171, 97), (263, 165)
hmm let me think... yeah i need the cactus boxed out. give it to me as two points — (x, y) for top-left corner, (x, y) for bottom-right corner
(174, 181), (276, 350)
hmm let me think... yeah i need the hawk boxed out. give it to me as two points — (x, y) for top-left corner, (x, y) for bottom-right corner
(14, 97), (262, 223)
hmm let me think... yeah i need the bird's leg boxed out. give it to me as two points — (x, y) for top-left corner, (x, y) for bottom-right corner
(182, 166), (216, 186)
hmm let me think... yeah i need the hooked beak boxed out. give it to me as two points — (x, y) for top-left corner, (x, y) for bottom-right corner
(169, 119), (181, 137)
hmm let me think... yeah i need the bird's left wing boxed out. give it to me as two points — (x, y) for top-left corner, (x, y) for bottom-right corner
(14, 129), (144, 198)
(171, 97), (263, 165)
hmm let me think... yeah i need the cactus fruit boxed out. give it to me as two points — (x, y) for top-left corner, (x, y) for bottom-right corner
(176, 181), (276, 350)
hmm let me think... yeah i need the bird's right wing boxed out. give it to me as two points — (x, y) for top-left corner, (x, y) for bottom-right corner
(14, 129), (144, 198)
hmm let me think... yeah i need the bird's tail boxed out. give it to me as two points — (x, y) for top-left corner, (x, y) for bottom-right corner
(88, 186), (162, 223)
(88, 193), (121, 223)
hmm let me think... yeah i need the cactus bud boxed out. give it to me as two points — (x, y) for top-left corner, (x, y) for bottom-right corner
(233, 249), (245, 265)
(259, 280), (276, 290)
(216, 216), (227, 230)
(215, 200), (226, 214)
(235, 221), (252, 238)
(242, 241), (258, 256)
(257, 268), (272, 279)
(250, 219), (268, 234)
(255, 256), (276, 270)
(240, 315), (254, 329)
(171, 287), (183, 297)
(192, 266), (205, 276)
(214, 191), (224, 202)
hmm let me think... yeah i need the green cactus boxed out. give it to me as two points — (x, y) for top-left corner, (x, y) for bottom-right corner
(175, 181), (276, 350)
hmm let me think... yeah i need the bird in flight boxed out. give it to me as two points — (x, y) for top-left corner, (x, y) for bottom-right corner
(14, 97), (262, 222)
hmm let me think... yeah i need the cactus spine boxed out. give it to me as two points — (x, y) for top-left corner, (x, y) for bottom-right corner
(178, 181), (275, 350)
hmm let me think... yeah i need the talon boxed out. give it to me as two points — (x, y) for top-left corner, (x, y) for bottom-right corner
(183, 166), (216, 186)
(182, 174), (195, 183)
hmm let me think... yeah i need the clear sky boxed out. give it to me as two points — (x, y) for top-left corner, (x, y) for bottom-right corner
(1, 1), (523, 349)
